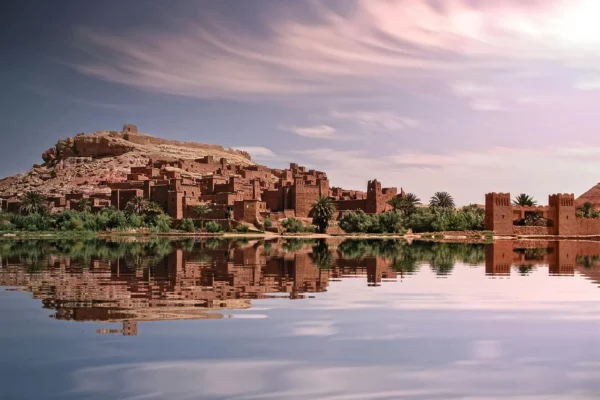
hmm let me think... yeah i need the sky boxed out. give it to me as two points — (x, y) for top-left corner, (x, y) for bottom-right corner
(4, 0), (600, 205)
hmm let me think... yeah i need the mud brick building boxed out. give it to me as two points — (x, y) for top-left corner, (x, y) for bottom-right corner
(96, 126), (405, 224)
(485, 187), (600, 236)
(4, 124), (406, 225)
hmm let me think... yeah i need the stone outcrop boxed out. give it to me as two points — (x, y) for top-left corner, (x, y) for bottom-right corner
(42, 133), (136, 165)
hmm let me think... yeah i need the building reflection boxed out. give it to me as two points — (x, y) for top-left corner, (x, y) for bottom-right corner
(485, 240), (600, 277)
(0, 239), (401, 335)
(3, 239), (600, 335)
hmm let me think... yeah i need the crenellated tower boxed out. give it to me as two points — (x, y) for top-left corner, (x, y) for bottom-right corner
(484, 193), (512, 235)
(549, 193), (576, 235)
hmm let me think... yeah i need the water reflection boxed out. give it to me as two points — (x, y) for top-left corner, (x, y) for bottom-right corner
(2, 238), (600, 336)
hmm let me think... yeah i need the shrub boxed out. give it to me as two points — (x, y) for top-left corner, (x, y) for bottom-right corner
(154, 214), (172, 233)
(236, 224), (250, 233)
(339, 211), (372, 233)
(264, 217), (272, 228)
(303, 225), (317, 233)
(107, 210), (128, 230)
(181, 218), (196, 233)
(339, 210), (405, 234)
(205, 221), (224, 233)
(281, 218), (304, 233)
(0, 222), (14, 231)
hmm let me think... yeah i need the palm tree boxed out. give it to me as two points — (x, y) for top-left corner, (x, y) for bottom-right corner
(144, 201), (165, 217)
(75, 198), (92, 213)
(401, 193), (421, 216)
(310, 196), (337, 234)
(577, 202), (596, 218)
(512, 194), (537, 207)
(387, 197), (403, 212)
(429, 192), (455, 209)
(20, 191), (48, 215)
(125, 196), (150, 215)
(191, 203), (212, 229)
(311, 240), (335, 270)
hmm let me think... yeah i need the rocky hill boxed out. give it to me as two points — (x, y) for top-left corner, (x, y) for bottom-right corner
(0, 125), (256, 199)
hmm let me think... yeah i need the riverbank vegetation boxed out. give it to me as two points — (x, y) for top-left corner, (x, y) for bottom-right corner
(2, 191), (485, 236)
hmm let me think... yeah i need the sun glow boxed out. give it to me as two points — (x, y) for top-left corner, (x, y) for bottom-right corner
(550, 0), (600, 45)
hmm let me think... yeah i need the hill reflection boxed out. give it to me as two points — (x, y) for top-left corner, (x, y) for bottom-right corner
(2, 238), (600, 335)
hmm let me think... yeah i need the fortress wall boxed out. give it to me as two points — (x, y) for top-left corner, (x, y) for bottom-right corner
(576, 219), (600, 235)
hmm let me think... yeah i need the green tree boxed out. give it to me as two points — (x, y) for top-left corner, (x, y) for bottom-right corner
(387, 197), (403, 212)
(400, 193), (421, 217)
(74, 198), (92, 213)
(310, 196), (337, 234)
(20, 191), (48, 215)
(181, 218), (196, 233)
(205, 220), (223, 233)
(191, 203), (212, 229)
(512, 194), (537, 207)
(264, 217), (273, 229)
(429, 192), (455, 209)
(281, 217), (305, 233)
(125, 197), (150, 215)
(577, 202), (599, 219)
(523, 212), (545, 227)
(311, 240), (336, 270)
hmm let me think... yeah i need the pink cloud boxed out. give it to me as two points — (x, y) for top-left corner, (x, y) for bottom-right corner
(73, 0), (600, 99)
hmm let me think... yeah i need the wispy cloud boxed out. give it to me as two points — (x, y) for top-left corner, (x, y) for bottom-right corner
(330, 111), (420, 131)
(279, 125), (337, 139)
(450, 81), (505, 111)
(72, 0), (600, 100)
(288, 144), (600, 205)
(235, 146), (278, 161)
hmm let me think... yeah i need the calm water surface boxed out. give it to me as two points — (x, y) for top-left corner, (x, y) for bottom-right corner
(2, 238), (600, 399)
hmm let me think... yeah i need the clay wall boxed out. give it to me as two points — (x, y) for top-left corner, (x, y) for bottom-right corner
(200, 176), (228, 194)
(366, 180), (396, 214)
(216, 192), (244, 206)
(512, 205), (554, 222)
(107, 182), (144, 190)
(198, 194), (218, 204)
(123, 124), (138, 134)
(6, 201), (20, 213)
(330, 187), (367, 200)
(112, 189), (143, 210)
(130, 166), (159, 177)
(293, 185), (320, 218)
(240, 168), (270, 182)
(126, 174), (149, 181)
(66, 193), (88, 201)
(51, 197), (67, 208)
(180, 185), (200, 199)
(167, 191), (184, 219)
(264, 190), (281, 212)
(334, 199), (367, 212)
(150, 185), (170, 212)
(184, 200), (228, 219)
(233, 200), (266, 223)
(178, 159), (221, 175)
(575, 219), (600, 235)
(513, 226), (551, 236)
